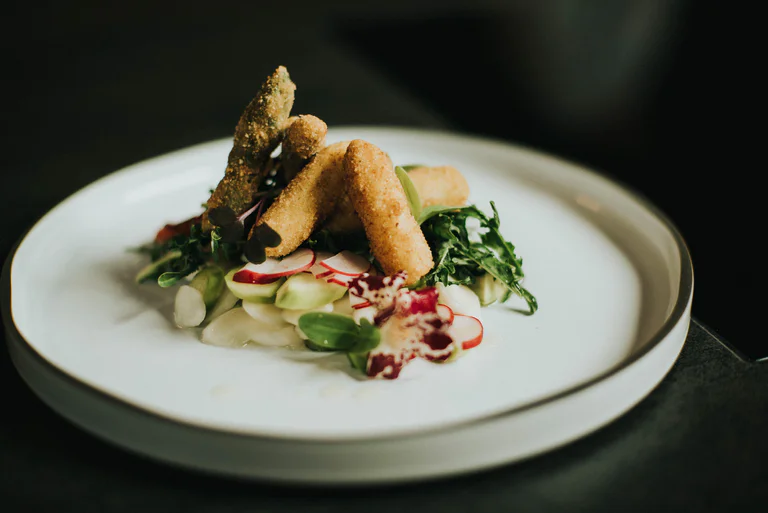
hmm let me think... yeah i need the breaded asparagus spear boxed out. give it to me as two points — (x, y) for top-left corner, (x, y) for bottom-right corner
(344, 140), (434, 285)
(406, 165), (470, 208)
(323, 165), (471, 233)
(281, 114), (327, 181)
(254, 141), (350, 257)
(203, 66), (296, 230)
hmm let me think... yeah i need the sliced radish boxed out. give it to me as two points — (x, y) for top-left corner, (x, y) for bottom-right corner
(280, 302), (334, 326)
(328, 274), (355, 287)
(319, 251), (371, 276)
(309, 251), (335, 279)
(349, 292), (372, 310)
(233, 248), (315, 283)
(352, 300), (372, 310)
(447, 314), (484, 350)
(436, 304), (454, 324)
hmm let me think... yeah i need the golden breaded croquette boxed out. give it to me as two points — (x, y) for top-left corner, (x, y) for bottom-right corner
(407, 165), (470, 208)
(253, 141), (350, 257)
(284, 115), (327, 159)
(322, 191), (362, 233)
(203, 66), (296, 230)
(344, 140), (434, 285)
(324, 165), (471, 233)
(282, 114), (327, 181)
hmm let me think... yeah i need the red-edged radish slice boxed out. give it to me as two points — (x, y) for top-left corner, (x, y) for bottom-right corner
(309, 251), (335, 279)
(436, 304), (454, 324)
(233, 248), (315, 283)
(328, 274), (355, 287)
(448, 314), (483, 350)
(231, 272), (283, 285)
(352, 300), (372, 310)
(349, 292), (371, 309)
(320, 250), (371, 276)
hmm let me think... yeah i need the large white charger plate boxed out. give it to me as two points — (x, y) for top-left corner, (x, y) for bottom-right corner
(2, 127), (692, 484)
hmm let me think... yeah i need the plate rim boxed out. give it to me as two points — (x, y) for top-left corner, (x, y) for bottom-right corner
(2, 126), (694, 442)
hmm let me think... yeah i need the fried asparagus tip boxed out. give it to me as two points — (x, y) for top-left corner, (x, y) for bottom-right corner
(282, 114), (328, 181)
(203, 66), (296, 230)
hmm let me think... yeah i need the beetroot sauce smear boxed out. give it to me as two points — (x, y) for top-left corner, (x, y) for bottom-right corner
(349, 272), (455, 379)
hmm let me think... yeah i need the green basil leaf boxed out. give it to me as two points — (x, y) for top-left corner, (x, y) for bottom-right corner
(395, 165), (422, 221)
(298, 313), (360, 350)
(348, 318), (381, 353)
(347, 352), (369, 373)
(304, 339), (340, 352)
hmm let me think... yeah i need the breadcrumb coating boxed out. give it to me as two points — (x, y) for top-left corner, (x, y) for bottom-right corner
(344, 140), (433, 285)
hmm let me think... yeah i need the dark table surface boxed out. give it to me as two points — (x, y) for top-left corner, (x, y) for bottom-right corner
(2, 2), (766, 511)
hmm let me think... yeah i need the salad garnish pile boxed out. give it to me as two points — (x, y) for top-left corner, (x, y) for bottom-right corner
(135, 66), (537, 379)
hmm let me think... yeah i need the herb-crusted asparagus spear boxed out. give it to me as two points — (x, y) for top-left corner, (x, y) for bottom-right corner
(203, 66), (296, 231)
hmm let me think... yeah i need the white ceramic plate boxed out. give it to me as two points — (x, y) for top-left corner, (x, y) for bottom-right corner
(3, 127), (693, 483)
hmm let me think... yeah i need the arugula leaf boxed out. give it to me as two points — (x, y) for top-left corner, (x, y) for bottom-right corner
(418, 204), (465, 224)
(298, 313), (381, 353)
(418, 203), (538, 314)
(395, 165), (422, 221)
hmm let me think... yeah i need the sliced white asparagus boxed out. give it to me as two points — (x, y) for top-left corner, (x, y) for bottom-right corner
(256, 326), (304, 348)
(281, 303), (334, 325)
(242, 301), (288, 329)
(204, 288), (240, 324)
(202, 307), (301, 348)
(294, 325), (309, 341)
(174, 285), (207, 328)
(333, 297), (355, 316)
